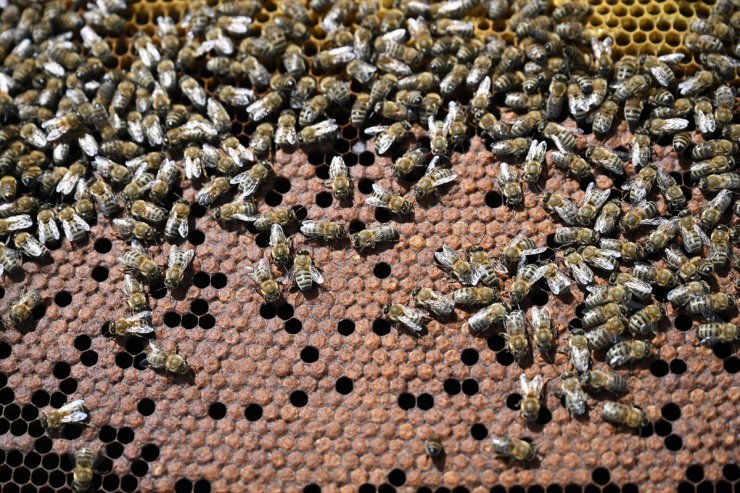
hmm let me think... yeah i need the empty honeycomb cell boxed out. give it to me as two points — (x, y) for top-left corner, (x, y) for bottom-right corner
(629, 4), (645, 15)
(633, 31), (647, 43)
(613, 5), (628, 16)
(649, 32), (664, 44)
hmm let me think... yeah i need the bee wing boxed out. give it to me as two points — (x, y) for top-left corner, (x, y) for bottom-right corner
(7, 214), (33, 230)
(329, 156), (347, 178)
(426, 294), (455, 317)
(589, 253), (619, 271)
(663, 118), (689, 131)
(591, 186), (611, 209)
(275, 125), (297, 146)
(365, 196), (388, 208)
(476, 76), (491, 98)
(299, 220), (320, 236)
(520, 247), (546, 258)
(230, 213), (258, 222)
(444, 102), (458, 137)
(520, 373), (543, 395)
(695, 107), (716, 133)
(624, 278), (652, 299)
(647, 65), (673, 88)
(380, 28), (407, 43)
(60, 411), (88, 424)
(547, 269), (571, 295)
(435, 245), (461, 270)
(525, 139), (547, 162)
(364, 125), (389, 136)
(310, 265), (324, 285)
(177, 217), (189, 238)
(269, 224), (287, 247)
(570, 262), (595, 285)
(19, 237), (45, 257)
(570, 345), (590, 373)
(126, 323), (156, 334)
(695, 224), (710, 246)
(59, 399), (85, 413)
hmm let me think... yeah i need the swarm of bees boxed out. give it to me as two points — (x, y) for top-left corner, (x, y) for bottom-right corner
(0, 0), (737, 481)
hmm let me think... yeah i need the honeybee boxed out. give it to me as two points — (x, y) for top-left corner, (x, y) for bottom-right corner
(14, 232), (50, 259)
(676, 211), (709, 254)
(558, 371), (587, 416)
(350, 225), (399, 251)
(248, 259), (281, 302)
(8, 288), (43, 326)
(121, 273), (148, 313)
(253, 208), (298, 231)
(298, 118), (339, 146)
(366, 184), (413, 216)
(0, 176), (17, 203)
(300, 219), (347, 241)
(275, 110), (297, 149)
(436, 245), (480, 285)
(667, 281), (711, 307)
(217, 85), (256, 107)
(365, 122), (411, 155)
(568, 329), (590, 373)
(383, 302), (427, 335)
(464, 301), (507, 335)
(543, 192), (578, 225)
(467, 246), (507, 289)
(497, 163), (523, 207)
(554, 227), (599, 246)
(545, 75), (568, 119)
(453, 286), (498, 307)
(551, 151), (592, 180)
(491, 435), (537, 462)
(41, 400), (88, 431)
(119, 240), (162, 281)
(163, 200), (190, 243)
(522, 139), (547, 183)
(641, 218), (679, 255)
(602, 402), (647, 429)
(528, 306), (554, 354)
(592, 99), (618, 136)
(112, 218), (156, 243)
(249, 123), (274, 157)
(586, 319), (624, 350)
(89, 179), (120, 216)
(677, 70), (714, 96)
(585, 145), (624, 175)
(420, 93), (444, 122)
(707, 225), (731, 267)
(621, 166), (657, 204)
(697, 323), (739, 346)
(581, 370), (627, 396)
(698, 172), (740, 192)
(499, 234), (546, 266)
(563, 248), (594, 286)
(413, 157), (458, 199)
(32, 209), (59, 246)
(606, 340), (652, 367)
(491, 138), (532, 159)
(0, 243), (22, 276)
(110, 311), (155, 337)
(264, 224), (291, 269)
(691, 139), (736, 160)
(690, 157), (735, 181)
(687, 293), (735, 318)
(195, 176), (230, 206)
(145, 341), (192, 376)
(503, 309), (529, 361)
(591, 199), (620, 236)
(632, 261), (678, 288)
(212, 201), (257, 224)
(519, 373), (543, 421)
(246, 92), (283, 122)
(630, 133), (652, 169)
(629, 303), (665, 336)
(610, 271), (652, 300)
(165, 246), (195, 291)
(57, 207), (90, 243)
(412, 287), (454, 319)
(324, 156), (352, 201)
(424, 439), (444, 458)
(126, 200), (166, 226)
(391, 149), (425, 180)
(582, 302), (625, 329)
(72, 447), (95, 493)
(619, 201), (658, 232)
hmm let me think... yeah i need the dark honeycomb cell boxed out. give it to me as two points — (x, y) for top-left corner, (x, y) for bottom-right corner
(462, 379), (479, 396)
(74, 334), (91, 351)
(686, 465), (705, 483)
(444, 379), (461, 395)
(374, 208), (392, 223)
(94, 238), (112, 253)
(671, 358), (687, 374)
(496, 351), (515, 366)
(59, 377), (78, 395)
(359, 484), (376, 493)
(592, 468), (610, 485)
(150, 282), (168, 300)
(337, 319), (355, 335)
(348, 220), (366, 234)
(36, 437), (53, 455)
(54, 291), (72, 307)
(461, 348), (479, 365)
(118, 426), (135, 444)
(0, 388), (14, 404)
(188, 229), (206, 245)
(99, 425), (117, 443)
(655, 419), (673, 436)
(208, 402), (227, 420)
(470, 423), (488, 440)
(190, 299), (209, 316)
(4, 403), (20, 420)
(650, 359), (670, 377)
(211, 273), (228, 288)
(373, 319), (391, 336)
(181, 313), (198, 329)
(398, 393), (416, 410)
(244, 403), (263, 421)
(485, 191), (503, 208)
(284, 318), (302, 334)
(199, 314), (216, 329)
(487, 334), (505, 351)
(417, 393), (434, 410)
(92, 265), (109, 282)
(260, 303), (277, 320)
(0, 342), (9, 359)
(193, 271), (211, 288)
(674, 315), (693, 331)
(304, 485), (321, 493)
(665, 434), (683, 451)
(131, 459), (148, 477)
(176, 478), (193, 493)
(265, 191), (283, 206)
(722, 464), (740, 482)
(10, 420), (26, 436)
(103, 475), (121, 491)
(378, 484), (396, 493)
(30, 468), (47, 486)
(290, 391), (308, 407)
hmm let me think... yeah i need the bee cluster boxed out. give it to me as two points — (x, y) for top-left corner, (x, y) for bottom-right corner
(0, 0), (738, 488)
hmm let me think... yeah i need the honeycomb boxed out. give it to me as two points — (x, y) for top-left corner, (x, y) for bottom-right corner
(0, 1), (738, 493)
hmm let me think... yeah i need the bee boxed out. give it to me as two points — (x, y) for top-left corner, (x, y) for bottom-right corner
(349, 94), (372, 128)
(0, 197), (38, 219)
(413, 157), (458, 199)
(567, 329), (590, 373)
(249, 123), (273, 157)
(667, 281), (711, 307)
(690, 156), (735, 181)
(212, 201), (258, 224)
(0, 213), (32, 238)
(654, 168), (686, 213)
(420, 93), (444, 122)
(587, 319), (625, 351)
(14, 232), (50, 259)
(529, 306), (555, 354)
(392, 149), (426, 180)
(300, 220), (347, 242)
(593, 199), (621, 236)
(585, 146), (624, 175)
(554, 227), (599, 246)
(676, 69), (714, 96)
(697, 323), (739, 346)
(694, 97), (717, 135)
(491, 435), (537, 462)
(633, 260), (679, 288)
(266, 224), (292, 269)
(112, 218), (157, 244)
(110, 311), (155, 337)
(412, 287), (454, 319)
(428, 115), (451, 157)
(194, 176), (230, 207)
(491, 138), (532, 159)
(558, 371), (587, 416)
(122, 273), (149, 313)
(518, 373), (543, 421)
(551, 151), (592, 180)
(436, 245), (480, 285)
(164, 200), (190, 243)
(298, 118), (339, 146)
(691, 139), (736, 160)
(602, 402), (647, 429)
(119, 240), (162, 282)
(470, 77), (493, 121)
(298, 95), (328, 128)
(583, 302), (625, 329)
(20, 122), (48, 150)
(0, 243), (22, 276)
(593, 99), (619, 137)
(383, 302), (427, 335)
(163, 245), (195, 291)
(274, 110), (297, 149)
(424, 439), (444, 458)
(88, 179), (119, 216)
(364, 121), (410, 156)
(606, 340), (652, 367)
(217, 85), (256, 107)
(580, 245), (620, 272)
(621, 166), (657, 204)
(72, 447), (95, 493)
(497, 163), (523, 207)
(468, 246), (507, 289)
(453, 286), (498, 307)
(686, 293), (735, 318)
(127, 199), (166, 225)
(522, 139), (547, 183)
(366, 184), (413, 216)
(546, 75), (568, 119)
(630, 133), (652, 169)
(563, 249), (594, 286)
(504, 310), (528, 360)
(629, 303), (665, 336)
(641, 218), (679, 255)
(287, 249), (323, 292)
(499, 234), (546, 266)
(533, 262), (570, 296)
(248, 259), (281, 303)
(463, 301), (507, 335)
(228, 161), (271, 200)
(246, 92), (283, 122)
(579, 370), (627, 395)
(253, 208), (298, 232)
(349, 223), (399, 251)
(665, 245), (714, 281)
(8, 288), (43, 326)
(41, 400), (88, 432)
(610, 271), (653, 301)
(543, 192), (578, 225)
(708, 225), (732, 267)
(324, 156), (352, 201)
(698, 172), (740, 192)
(676, 211), (709, 254)
(619, 201), (658, 232)
(57, 207), (90, 243)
